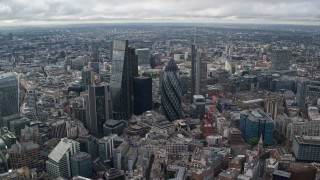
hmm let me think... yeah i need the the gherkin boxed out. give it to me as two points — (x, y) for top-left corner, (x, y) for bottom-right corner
(160, 58), (182, 122)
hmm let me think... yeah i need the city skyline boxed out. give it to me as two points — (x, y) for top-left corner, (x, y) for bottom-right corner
(0, 0), (320, 26)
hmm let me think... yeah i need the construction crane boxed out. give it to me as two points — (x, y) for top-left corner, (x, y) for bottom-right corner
(204, 96), (219, 137)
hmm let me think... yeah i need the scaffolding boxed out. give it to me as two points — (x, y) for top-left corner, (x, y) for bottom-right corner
(204, 96), (219, 137)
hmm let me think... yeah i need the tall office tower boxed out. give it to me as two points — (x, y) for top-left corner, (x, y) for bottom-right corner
(196, 58), (207, 98)
(270, 49), (291, 71)
(76, 135), (99, 160)
(161, 58), (182, 122)
(133, 77), (152, 115)
(0, 72), (19, 118)
(71, 152), (93, 178)
(46, 138), (80, 178)
(86, 85), (110, 136)
(131, 48), (139, 77)
(190, 95), (205, 120)
(190, 44), (196, 103)
(110, 40), (137, 120)
(92, 42), (100, 63)
(297, 78), (320, 109)
(136, 48), (150, 66)
(292, 135), (320, 162)
(81, 67), (93, 87)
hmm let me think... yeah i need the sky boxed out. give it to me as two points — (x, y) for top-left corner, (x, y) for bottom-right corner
(0, 0), (320, 26)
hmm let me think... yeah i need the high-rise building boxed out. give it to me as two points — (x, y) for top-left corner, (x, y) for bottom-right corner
(190, 44), (196, 103)
(86, 85), (110, 136)
(292, 135), (320, 162)
(190, 95), (206, 120)
(161, 58), (182, 122)
(110, 40), (137, 120)
(0, 72), (19, 118)
(71, 152), (93, 178)
(136, 48), (150, 66)
(76, 135), (99, 160)
(92, 42), (99, 63)
(81, 67), (93, 87)
(196, 58), (207, 98)
(239, 109), (274, 145)
(46, 138), (80, 178)
(297, 78), (320, 109)
(270, 49), (291, 71)
(133, 76), (152, 115)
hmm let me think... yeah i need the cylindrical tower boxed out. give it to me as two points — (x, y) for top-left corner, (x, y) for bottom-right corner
(161, 58), (182, 122)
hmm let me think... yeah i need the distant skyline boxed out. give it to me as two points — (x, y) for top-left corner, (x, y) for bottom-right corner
(0, 0), (320, 26)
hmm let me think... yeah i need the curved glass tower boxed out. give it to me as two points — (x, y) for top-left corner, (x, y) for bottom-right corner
(110, 40), (137, 120)
(161, 58), (182, 122)
(0, 72), (19, 118)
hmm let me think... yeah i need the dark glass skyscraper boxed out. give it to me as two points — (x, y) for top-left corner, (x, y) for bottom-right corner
(110, 40), (137, 120)
(86, 85), (110, 135)
(92, 42), (99, 62)
(190, 44), (196, 103)
(133, 76), (152, 115)
(0, 72), (19, 118)
(161, 58), (182, 122)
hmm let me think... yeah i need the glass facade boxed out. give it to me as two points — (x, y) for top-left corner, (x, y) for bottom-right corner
(239, 109), (274, 145)
(161, 58), (182, 122)
(133, 77), (152, 115)
(110, 40), (137, 120)
(86, 85), (109, 136)
(0, 72), (19, 118)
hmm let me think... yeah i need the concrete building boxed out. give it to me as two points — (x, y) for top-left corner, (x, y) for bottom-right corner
(292, 135), (320, 162)
(46, 138), (80, 178)
(98, 135), (119, 162)
(297, 78), (320, 109)
(51, 120), (67, 139)
(9, 141), (45, 171)
(103, 119), (126, 136)
(270, 49), (291, 71)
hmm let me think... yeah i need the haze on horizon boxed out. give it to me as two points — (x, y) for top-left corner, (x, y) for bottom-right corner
(0, 0), (320, 26)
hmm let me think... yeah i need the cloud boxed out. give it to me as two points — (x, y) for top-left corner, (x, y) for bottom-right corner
(0, 0), (319, 25)
(0, 4), (12, 14)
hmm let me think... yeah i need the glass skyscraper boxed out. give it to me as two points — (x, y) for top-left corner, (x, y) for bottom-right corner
(86, 85), (110, 136)
(110, 40), (137, 120)
(161, 58), (182, 122)
(0, 72), (19, 118)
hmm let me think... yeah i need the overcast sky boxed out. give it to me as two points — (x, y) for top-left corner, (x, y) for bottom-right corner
(0, 0), (320, 25)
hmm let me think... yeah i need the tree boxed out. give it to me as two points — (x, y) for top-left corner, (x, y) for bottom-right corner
(202, 141), (208, 147)
(261, 152), (270, 159)
(250, 137), (259, 148)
